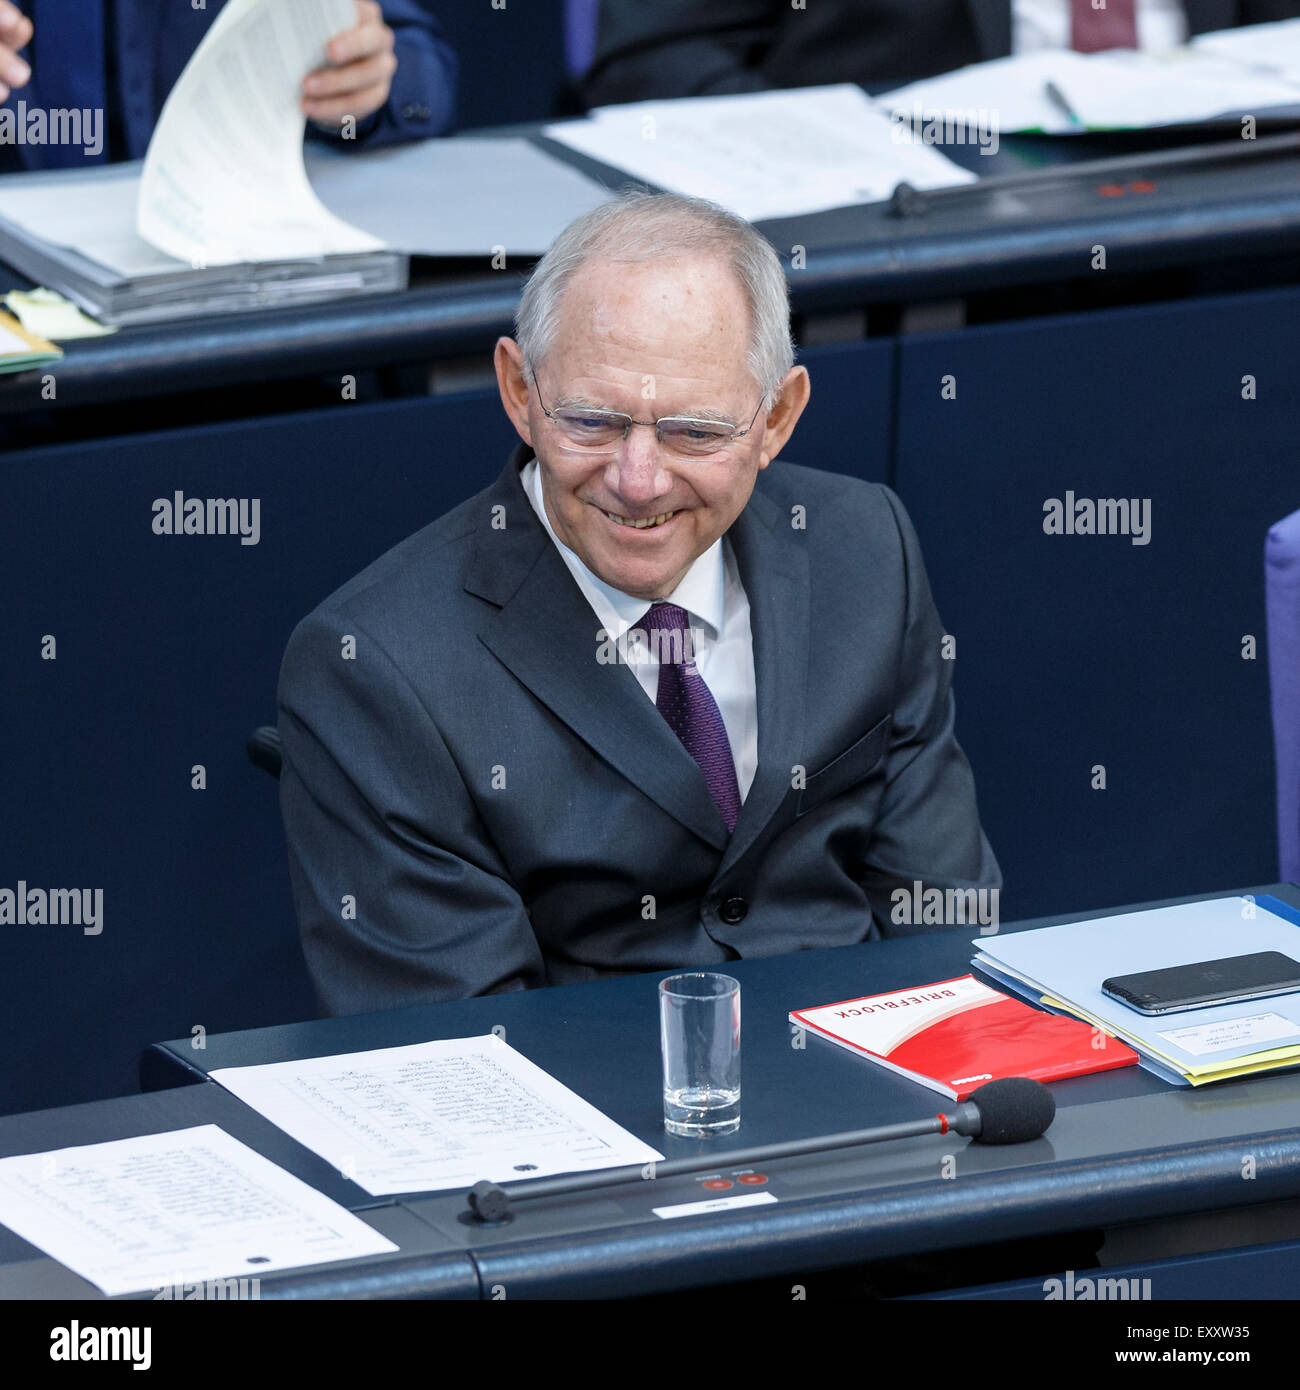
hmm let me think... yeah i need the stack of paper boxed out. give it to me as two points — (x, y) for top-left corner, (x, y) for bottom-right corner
(1046, 48), (1300, 130)
(878, 36), (1300, 135)
(0, 163), (404, 327)
(1192, 16), (1300, 85)
(544, 84), (976, 223)
(0, 0), (406, 326)
(973, 895), (1300, 1086)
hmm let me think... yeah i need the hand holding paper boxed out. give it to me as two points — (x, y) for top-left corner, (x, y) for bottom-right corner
(138, 0), (384, 266)
(0, 0), (31, 104)
(303, 0), (398, 128)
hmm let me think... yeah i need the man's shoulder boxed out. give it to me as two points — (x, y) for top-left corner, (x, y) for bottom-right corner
(753, 459), (903, 535)
(294, 477), (500, 641)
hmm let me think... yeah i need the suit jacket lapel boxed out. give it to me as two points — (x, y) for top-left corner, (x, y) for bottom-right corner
(713, 479), (810, 882)
(466, 445), (729, 852)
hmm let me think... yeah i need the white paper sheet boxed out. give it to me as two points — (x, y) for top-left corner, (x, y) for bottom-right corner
(544, 84), (976, 222)
(1192, 16), (1300, 84)
(304, 137), (615, 255)
(138, 0), (383, 266)
(877, 45), (1300, 136)
(1048, 48), (1300, 128)
(877, 51), (1090, 135)
(0, 1125), (397, 1297)
(211, 1034), (665, 1195)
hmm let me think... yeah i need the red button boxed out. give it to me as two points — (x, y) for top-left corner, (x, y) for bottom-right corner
(1129, 179), (1156, 193)
(702, 1178), (732, 1190)
(737, 1173), (768, 1185)
(1098, 183), (1125, 197)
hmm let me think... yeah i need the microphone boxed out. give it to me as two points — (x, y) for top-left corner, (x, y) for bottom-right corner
(947, 1076), (1057, 1145)
(465, 1077), (1055, 1222)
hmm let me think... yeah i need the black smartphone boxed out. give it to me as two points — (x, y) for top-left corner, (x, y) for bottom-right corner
(1101, 952), (1300, 1016)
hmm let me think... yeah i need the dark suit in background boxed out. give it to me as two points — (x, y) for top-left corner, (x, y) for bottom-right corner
(278, 444), (1000, 1018)
(4, 0), (456, 171)
(583, 0), (1300, 104)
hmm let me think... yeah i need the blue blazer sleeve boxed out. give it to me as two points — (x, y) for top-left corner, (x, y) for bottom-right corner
(308, 0), (458, 149)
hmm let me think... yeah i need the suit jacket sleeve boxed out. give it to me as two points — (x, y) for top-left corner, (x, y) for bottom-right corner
(582, 0), (779, 106)
(307, 0), (457, 150)
(277, 608), (546, 1016)
(860, 485), (1002, 934)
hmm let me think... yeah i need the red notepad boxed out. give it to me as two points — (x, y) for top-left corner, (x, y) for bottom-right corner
(790, 974), (1138, 1100)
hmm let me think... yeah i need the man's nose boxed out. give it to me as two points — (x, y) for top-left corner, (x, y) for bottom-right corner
(605, 424), (673, 503)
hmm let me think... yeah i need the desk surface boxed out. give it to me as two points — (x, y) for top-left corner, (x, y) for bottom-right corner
(90, 882), (1300, 1295)
(2, 124), (1297, 422)
(1, 887), (1295, 1298)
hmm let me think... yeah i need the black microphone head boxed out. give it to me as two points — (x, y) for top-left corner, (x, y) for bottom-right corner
(968, 1077), (1055, 1144)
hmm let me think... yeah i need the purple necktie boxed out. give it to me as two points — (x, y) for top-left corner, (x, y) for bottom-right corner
(634, 602), (741, 833)
(1071, 0), (1138, 52)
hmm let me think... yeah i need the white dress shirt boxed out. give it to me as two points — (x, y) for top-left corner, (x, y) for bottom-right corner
(521, 456), (759, 801)
(1012, 0), (1188, 54)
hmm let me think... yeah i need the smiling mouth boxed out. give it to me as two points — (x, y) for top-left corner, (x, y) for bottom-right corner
(601, 507), (680, 530)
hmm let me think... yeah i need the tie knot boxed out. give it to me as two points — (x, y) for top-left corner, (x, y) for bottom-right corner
(640, 601), (690, 634)
(633, 602), (696, 665)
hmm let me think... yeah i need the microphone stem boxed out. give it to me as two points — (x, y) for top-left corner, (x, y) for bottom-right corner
(481, 1113), (951, 1207)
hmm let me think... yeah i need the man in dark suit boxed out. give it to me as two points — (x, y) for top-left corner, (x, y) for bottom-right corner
(0, 0), (455, 172)
(582, 0), (1300, 105)
(278, 190), (1000, 1018)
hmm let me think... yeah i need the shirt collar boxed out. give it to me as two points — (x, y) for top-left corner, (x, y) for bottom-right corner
(521, 455), (725, 640)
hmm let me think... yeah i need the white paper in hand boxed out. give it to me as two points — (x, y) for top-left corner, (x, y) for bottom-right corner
(138, 0), (384, 266)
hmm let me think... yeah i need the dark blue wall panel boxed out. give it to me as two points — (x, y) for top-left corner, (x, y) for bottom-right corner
(895, 286), (1300, 921)
(787, 338), (893, 484)
(0, 392), (517, 1116)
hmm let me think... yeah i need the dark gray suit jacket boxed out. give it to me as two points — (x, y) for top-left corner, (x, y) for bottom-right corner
(583, 0), (1300, 104)
(278, 445), (1000, 1017)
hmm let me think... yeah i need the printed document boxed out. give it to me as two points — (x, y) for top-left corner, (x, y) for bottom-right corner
(138, 0), (382, 265)
(544, 84), (976, 222)
(211, 1034), (664, 1195)
(0, 1125), (396, 1297)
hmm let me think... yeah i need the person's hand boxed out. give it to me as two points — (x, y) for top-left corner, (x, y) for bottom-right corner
(0, 1), (33, 104)
(301, 0), (396, 130)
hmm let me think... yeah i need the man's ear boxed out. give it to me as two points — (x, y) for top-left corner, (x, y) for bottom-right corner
(494, 337), (534, 447)
(758, 365), (810, 468)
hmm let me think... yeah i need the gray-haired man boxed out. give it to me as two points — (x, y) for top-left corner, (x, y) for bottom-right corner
(278, 191), (1000, 1017)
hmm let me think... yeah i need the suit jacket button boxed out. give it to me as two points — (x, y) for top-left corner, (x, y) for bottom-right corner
(719, 897), (748, 924)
